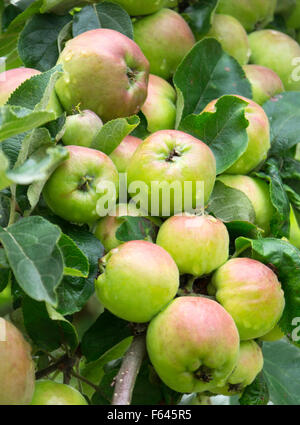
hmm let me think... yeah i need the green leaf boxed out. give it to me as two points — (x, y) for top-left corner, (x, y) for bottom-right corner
(91, 115), (140, 155)
(58, 233), (89, 278)
(179, 95), (249, 174)
(0, 248), (9, 268)
(182, 0), (218, 38)
(0, 193), (10, 227)
(18, 13), (72, 71)
(173, 38), (252, 125)
(234, 237), (300, 339)
(22, 296), (78, 351)
(116, 216), (158, 243)
(5, 0), (42, 32)
(0, 216), (63, 306)
(72, 2), (133, 38)
(239, 372), (269, 405)
(263, 92), (300, 157)
(263, 339), (300, 405)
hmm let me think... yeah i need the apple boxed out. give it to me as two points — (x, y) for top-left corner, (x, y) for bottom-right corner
(0, 67), (62, 116)
(126, 130), (216, 216)
(31, 380), (87, 405)
(141, 74), (176, 133)
(146, 296), (240, 393)
(95, 240), (179, 323)
(55, 29), (149, 122)
(0, 285), (12, 316)
(0, 318), (35, 405)
(133, 8), (195, 80)
(202, 14), (250, 66)
(43, 145), (119, 224)
(248, 29), (300, 91)
(110, 0), (177, 16)
(260, 324), (285, 342)
(156, 214), (229, 276)
(209, 258), (285, 340)
(202, 95), (270, 175)
(211, 340), (264, 396)
(217, 174), (274, 235)
(61, 110), (103, 147)
(109, 135), (142, 173)
(216, 0), (276, 31)
(243, 65), (285, 105)
(289, 204), (300, 249)
(284, 0), (300, 29)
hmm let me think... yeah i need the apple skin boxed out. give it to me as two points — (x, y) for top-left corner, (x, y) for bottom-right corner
(217, 174), (274, 235)
(209, 258), (285, 340)
(141, 74), (176, 133)
(62, 110), (103, 147)
(216, 0), (276, 31)
(202, 14), (250, 66)
(0, 67), (62, 116)
(55, 29), (149, 122)
(109, 135), (142, 173)
(110, 0), (177, 15)
(95, 240), (179, 323)
(243, 65), (285, 105)
(126, 130), (216, 216)
(211, 340), (263, 396)
(289, 205), (300, 249)
(260, 324), (285, 342)
(146, 296), (240, 393)
(249, 30), (300, 91)
(31, 381), (87, 405)
(202, 95), (270, 175)
(156, 214), (229, 277)
(43, 145), (119, 224)
(0, 319), (35, 405)
(133, 8), (195, 80)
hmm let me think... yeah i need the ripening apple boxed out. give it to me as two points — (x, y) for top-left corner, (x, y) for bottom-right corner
(109, 135), (142, 173)
(31, 381), (88, 405)
(110, 0), (177, 16)
(209, 258), (285, 340)
(133, 8), (195, 80)
(249, 29), (300, 91)
(141, 74), (176, 133)
(156, 214), (229, 276)
(0, 318), (35, 405)
(61, 110), (103, 147)
(55, 29), (149, 122)
(43, 145), (119, 224)
(146, 296), (240, 393)
(218, 174), (274, 235)
(243, 65), (285, 105)
(202, 95), (270, 175)
(211, 340), (264, 396)
(216, 0), (276, 31)
(95, 240), (179, 323)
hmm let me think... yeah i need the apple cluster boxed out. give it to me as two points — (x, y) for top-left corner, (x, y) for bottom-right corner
(2, 0), (300, 405)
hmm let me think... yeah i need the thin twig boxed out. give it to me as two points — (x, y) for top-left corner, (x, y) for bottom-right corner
(35, 354), (68, 380)
(112, 334), (146, 405)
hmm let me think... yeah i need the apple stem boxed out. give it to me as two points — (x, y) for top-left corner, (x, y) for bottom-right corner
(112, 334), (146, 405)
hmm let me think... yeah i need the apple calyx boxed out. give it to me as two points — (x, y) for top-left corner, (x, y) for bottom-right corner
(77, 175), (94, 192)
(166, 147), (181, 162)
(194, 366), (213, 383)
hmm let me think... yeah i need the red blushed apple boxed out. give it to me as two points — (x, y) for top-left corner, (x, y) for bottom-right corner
(109, 135), (143, 173)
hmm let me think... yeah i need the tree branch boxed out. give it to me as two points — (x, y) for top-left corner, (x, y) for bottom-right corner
(112, 334), (146, 405)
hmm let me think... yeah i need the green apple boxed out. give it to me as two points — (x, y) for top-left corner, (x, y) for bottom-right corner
(146, 296), (240, 393)
(249, 29), (300, 91)
(56, 29), (149, 122)
(209, 258), (285, 340)
(202, 95), (270, 175)
(0, 319), (35, 405)
(141, 74), (176, 133)
(260, 324), (285, 342)
(126, 130), (216, 216)
(43, 145), (119, 224)
(284, 0), (300, 29)
(217, 174), (274, 235)
(31, 380), (87, 405)
(202, 14), (250, 66)
(95, 240), (179, 323)
(62, 110), (103, 147)
(0, 67), (62, 116)
(216, 0), (276, 31)
(156, 214), (229, 276)
(243, 64), (285, 105)
(0, 285), (12, 316)
(276, 0), (296, 14)
(133, 8), (195, 80)
(211, 340), (263, 396)
(289, 204), (300, 249)
(110, 0), (177, 16)
(109, 135), (142, 173)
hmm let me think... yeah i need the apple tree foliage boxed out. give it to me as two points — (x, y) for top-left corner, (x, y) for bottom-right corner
(1, 0), (300, 405)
